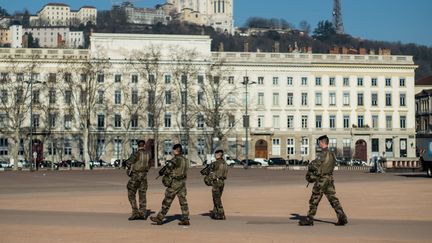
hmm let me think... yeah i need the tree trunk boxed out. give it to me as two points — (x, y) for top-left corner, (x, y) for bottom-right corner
(11, 129), (20, 171)
(83, 128), (91, 170)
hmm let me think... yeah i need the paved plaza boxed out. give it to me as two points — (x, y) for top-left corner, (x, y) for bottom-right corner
(0, 168), (431, 243)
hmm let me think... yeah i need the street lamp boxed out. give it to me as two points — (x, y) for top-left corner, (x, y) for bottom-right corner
(241, 76), (256, 169)
(24, 77), (43, 172)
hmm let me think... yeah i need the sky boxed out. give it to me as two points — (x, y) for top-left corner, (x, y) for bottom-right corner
(1, 0), (431, 47)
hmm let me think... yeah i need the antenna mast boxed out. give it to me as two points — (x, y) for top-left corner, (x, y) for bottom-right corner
(333, 0), (344, 34)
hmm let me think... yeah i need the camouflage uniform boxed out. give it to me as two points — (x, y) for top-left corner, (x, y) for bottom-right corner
(209, 158), (228, 219)
(154, 154), (189, 222)
(301, 148), (347, 225)
(125, 148), (149, 219)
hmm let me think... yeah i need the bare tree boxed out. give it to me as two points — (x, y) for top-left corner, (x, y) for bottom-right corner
(0, 55), (42, 170)
(56, 54), (111, 170)
(127, 46), (167, 167)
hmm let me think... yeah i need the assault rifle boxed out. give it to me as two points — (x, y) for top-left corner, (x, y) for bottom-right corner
(200, 164), (211, 176)
(156, 160), (173, 179)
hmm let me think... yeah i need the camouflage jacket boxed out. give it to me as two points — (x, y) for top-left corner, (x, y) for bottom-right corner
(210, 159), (228, 180)
(126, 148), (149, 173)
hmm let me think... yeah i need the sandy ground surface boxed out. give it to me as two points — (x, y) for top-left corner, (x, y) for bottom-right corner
(0, 168), (431, 243)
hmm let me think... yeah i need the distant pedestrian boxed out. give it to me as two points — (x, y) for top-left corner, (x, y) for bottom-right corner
(300, 135), (348, 226)
(124, 140), (149, 220)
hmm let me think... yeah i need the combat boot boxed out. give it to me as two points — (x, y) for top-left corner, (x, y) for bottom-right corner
(128, 211), (141, 221)
(138, 210), (147, 220)
(298, 216), (314, 226)
(335, 214), (348, 226)
(178, 219), (190, 226)
(150, 215), (163, 225)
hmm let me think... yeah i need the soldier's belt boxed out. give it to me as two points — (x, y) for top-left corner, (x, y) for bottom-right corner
(172, 175), (186, 180)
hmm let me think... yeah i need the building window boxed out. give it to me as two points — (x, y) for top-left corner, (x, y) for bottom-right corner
(97, 90), (104, 104)
(257, 115), (264, 128)
(301, 92), (308, 106)
(258, 76), (264, 85)
(131, 74), (138, 83)
(114, 114), (121, 128)
(181, 75), (187, 84)
(131, 114), (138, 128)
(64, 115), (72, 129)
(315, 92), (322, 106)
(358, 115), (364, 127)
(272, 138), (281, 156)
(48, 113), (56, 128)
(301, 115), (308, 129)
(148, 113), (154, 128)
(287, 115), (294, 129)
(386, 115), (392, 129)
(0, 89), (7, 104)
(287, 77), (293, 86)
(385, 78), (391, 86)
(329, 77), (335, 86)
(33, 90), (40, 104)
(357, 93), (364, 106)
(287, 138), (295, 155)
(164, 114), (171, 128)
(113, 139), (122, 158)
(97, 74), (104, 83)
(165, 91), (172, 105)
(164, 139), (172, 155)
(329, 115), (336, 129)
(48, 89), (56, 104)
(197, 114), (205, 128)
(400, 78), (405, 87)
(301, 137), (309, 156)
(228, 76), (234, 85)
(343, 116), (350, 129)
(315, 115), (322, 128)
(131, 90), (138, 104)
(97, 114), (105, 128)
(228, 114), (235, 128)
(273, 115), (280, 128)
(315, 77), (321, 86)
(0, 138), (8, 156)
(114, 90), (121, 104)
(301, 77), (307, 85)
(329, 138), (337, 151)
(257, 92), (264, 106)
(197, 138), (206, 155)
(166, 74), (172, 84)
(148, 74), (155, 84)
(343, 92), (350, 106)
(197, 91), (204, 105)
(272, 77), (279, 85)
(400, 116), (406, 129)
(372, 115), (378, 129)
(32, 114), (40, 128)
(357, 77), (363, 86)
(115, 74), (121, 83)
(287, 93), (293, 106)
(343, 77), (349, 86)
(148, 91), (155, 106)
(400, 94), (406, 107)
(329, 92), (336, 106)
(386, 93), (392, 106)
(64, 139), (72, 155)
(272, 93), (279, 106)
(371, 78), (377, 86)
(181, 91), (186, 105)
(371, 93), (378, 106)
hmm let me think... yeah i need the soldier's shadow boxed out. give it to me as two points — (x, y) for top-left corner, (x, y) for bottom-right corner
(200, 212), (212, 219)
(290, 213), (335, 225)
(163, 214), (183, 224)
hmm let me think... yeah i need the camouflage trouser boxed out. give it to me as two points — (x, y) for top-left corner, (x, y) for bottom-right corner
(127, 171), (148, 213)
(157, 178), (189, 220)
(307, 175), (345, 218)
(212, 180), (225, 217)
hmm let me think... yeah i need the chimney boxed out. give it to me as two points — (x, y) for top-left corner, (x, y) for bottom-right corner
(244, 41), (249, 52)
(273, 41), (280, 52)
(218, 42), (224, 52)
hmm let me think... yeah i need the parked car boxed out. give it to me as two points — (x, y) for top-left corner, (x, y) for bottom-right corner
(11, 159), (29, 169)
(59, 160), (85, 167)
(268, 157), (287, 166)
(286, 159), (304, 165)
(0, 160), (11, 168)
(38, 160), (58, 169)
(336, 157), (349, 166)
(253, 158), (270, 166)
(90, 159), (110, 167)
(240, 159), (261, 166)
(350, 159), (367, 166)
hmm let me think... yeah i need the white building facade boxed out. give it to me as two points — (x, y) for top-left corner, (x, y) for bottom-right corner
(167, 0), (234, 33)
(0, 34), (417, 166)
(30, 3), (97, 27)
(9, 25), (22, 48)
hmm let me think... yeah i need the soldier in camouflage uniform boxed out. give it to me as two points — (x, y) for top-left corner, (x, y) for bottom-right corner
(208, 149), (228, 220)
(150, 144), (190, 225)
(125, 140), (150, 220)
(299, 135), (348, 226)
